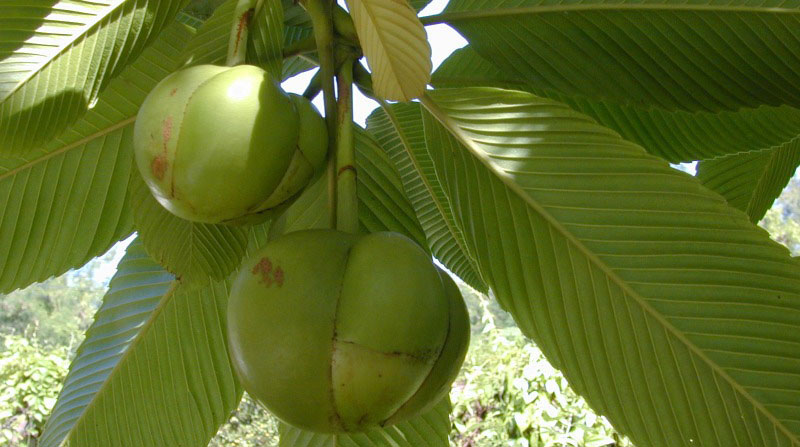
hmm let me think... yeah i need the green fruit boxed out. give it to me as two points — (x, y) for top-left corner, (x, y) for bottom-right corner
(133, 65), (325, 224)
(227, 230), (470, 433)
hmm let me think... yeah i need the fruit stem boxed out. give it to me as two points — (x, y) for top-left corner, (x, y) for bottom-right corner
(302, 0), (339, 229)
(336, 56), (358, 233)
(227, 0), (258, 66)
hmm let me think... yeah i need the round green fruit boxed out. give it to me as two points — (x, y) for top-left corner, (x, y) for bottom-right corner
(227, 230), (470, 433)
(133, 65), (325, 224)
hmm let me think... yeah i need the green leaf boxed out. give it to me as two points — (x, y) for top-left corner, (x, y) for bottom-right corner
(181, 0), (239, 66)
(0, 21), (194, 295)
(433, 47), (800, 163)
(422, 87), (800, 446)
(0, 0), (190, 154)
(130, 174), (250, 285)
(180, 0), (316, 80)
(345, 0), (431, 101)
(366, 103), (486, 292)
(269, 128), (426, 247)
(39, 238), (241, 447)
(433, 0), (800, 112)
(697, 140), (800, 223)
(356, 128), (427, 245)
(282, 25), (317, 80)
(256, 127), (425, 258)
(247, 0), (284, 79)
(268, 173), (330, 239)
(278, 398), (451, 446)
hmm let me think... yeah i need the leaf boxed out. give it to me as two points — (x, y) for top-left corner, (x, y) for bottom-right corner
(268, 128), (426, 247)
(345, 0), (432, 101)
(130, 174), (250, 285)
(268, 173), (330, 239)
(283, 25), (317, 80)
(356, 128), (427, 244)
(247, 0), (284, 79)
(0, 0), (189, 154)
(180, 0), (316, 81)
(696, 140), (800, 223)
(422, 87), (800, 446)
(366, 103), (486, 292)
(181, 0), (239, 66)
(433, 47), (800, 163)
(433, 0), (800, 112)
(39, 238), (241, 447)
(0, 21), (194, 295)
(278, 398), (451, 446)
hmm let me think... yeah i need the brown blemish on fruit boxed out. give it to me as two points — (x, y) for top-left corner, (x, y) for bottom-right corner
(251, 257), (283, 287)
(170, 88), (178, 96)
(162, 116), (173, 143)
(150, 116), (174, 182)
(151, 155), (168, 181)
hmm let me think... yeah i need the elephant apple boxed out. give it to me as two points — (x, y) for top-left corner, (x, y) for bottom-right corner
(133, 64), (326, 224)
(227, 230), (470, 433)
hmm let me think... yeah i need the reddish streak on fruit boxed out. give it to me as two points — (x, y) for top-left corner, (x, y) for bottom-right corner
(162, 116), (173, 143)
(151, 155), (168, 181)
(233, 9), (255, 57)
(252, 257), (283, 287)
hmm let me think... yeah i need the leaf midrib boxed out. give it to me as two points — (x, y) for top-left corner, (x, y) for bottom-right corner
(378, 101), (484, 287)
(57, 280), (178, 446)
(421, 3), (800, 25)
(420, 91), (800, 445)
(1, 0), (126, 104)
(0, 116), (135, 181)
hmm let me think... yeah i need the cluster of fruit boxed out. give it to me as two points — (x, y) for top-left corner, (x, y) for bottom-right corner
(133, 65), (469, 433)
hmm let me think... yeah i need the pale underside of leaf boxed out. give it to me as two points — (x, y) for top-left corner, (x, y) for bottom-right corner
(422, 88), (800, 446)
(40, 238), (242, 447)
(278, 398), (451, 446)
(130, 174), (250, 285)
(0, 21), (195, 294)
(366, 103), (487, 292)
(697, 139), (800, 223)
(433, 47), (800, 163)
(434, 0), (800, 113)
(0, 0), (189, 154)
(345, 0), (432, 101)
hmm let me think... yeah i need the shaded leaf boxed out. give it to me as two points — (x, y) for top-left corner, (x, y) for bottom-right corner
(356, 128), (427, 244)
(435, 0), (800, 112)
(0, 0), (189, 154)
(346, 0), (431, 101)
(422, 87), (800, 446)
(181, 0), (238, 66)
(0, 22), (194, 294)
(40, 238), (241, 447)
(697, 139), (800, 223)
(367, 103), (486, 292)
(433, 47), (800, 163)
(247, 0), (284, 78)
